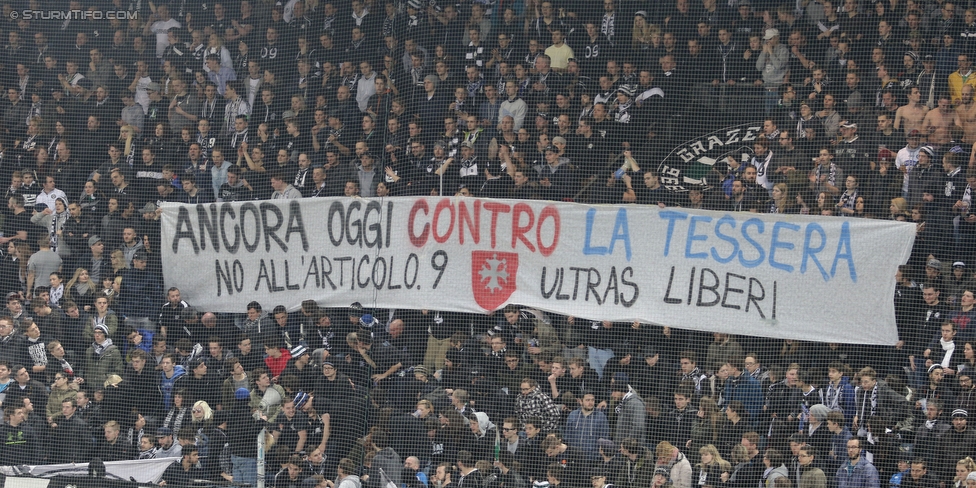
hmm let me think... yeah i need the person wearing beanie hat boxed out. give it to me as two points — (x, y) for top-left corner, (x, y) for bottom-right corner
(833, 116), (873, 177)
(278, 343), (313, 389)
(934, 414), (969, 484)
(358, 313), (379, 330)
(417, 73), (452, 135)
(183, 357), (221, 408)
(919, 361), (955, 413)
(756, 26), (788, 113)
(596, 438), (616, 455)
(290, 344), (307, 359)
(406, 364), (435, 401)
(613, 84), (637, 127)
(85, 320), (123, 388)
(946, 263), (971, 304)
(318, 360), (356, 402)
(805, 402), (835, 460)
(809, 404), (832, 424)
(908, 144), (941, 206)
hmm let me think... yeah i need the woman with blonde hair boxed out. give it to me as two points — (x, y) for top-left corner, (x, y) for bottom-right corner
(728, 444), (752, 486)
(768, 183), (799, 214)
(21, 116), (44, 155)
(890, 197), (910, 220)
(416, 399), (435, 419)
(647, 24), (663, 51)
(632, 14), (654, 51)
(954, 457), (976, 488)
(189, 400), (214, 435)
(110, 249), (127, 275)
(204, 33), (234, 71)
(698, 444), (732, 488)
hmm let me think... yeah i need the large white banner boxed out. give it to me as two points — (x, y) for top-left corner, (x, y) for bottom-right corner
(160, 197), (916, 345)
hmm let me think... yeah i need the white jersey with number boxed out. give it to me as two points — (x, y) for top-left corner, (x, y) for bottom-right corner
(895, 145), (922, 194)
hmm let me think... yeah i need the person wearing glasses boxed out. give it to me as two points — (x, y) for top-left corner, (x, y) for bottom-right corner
(836, 438), (879, 488)
(46, 372), (78, 421)
(314, 361), (355, 401)
(797, 445), (827, 488)
(958, 373), (976, 412)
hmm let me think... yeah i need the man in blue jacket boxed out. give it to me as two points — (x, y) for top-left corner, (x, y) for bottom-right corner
(117, 250), (163, 328)
(836, 438), (880, 488)
(723, 356), (764, 420)
(562, 391), (609, 462)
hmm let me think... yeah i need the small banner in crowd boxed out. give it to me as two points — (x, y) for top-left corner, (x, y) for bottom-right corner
(161, 197), (915, 345)
(6, 457), (177, 483)
(658, 122), (762, 191)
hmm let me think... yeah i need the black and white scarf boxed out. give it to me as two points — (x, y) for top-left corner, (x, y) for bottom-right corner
(92, 338), (114, 357)
(815, 162), (838, 188)
(824, 381), (843, 412)
(601, 12), (615, 43)
(231, 129), (248, 149)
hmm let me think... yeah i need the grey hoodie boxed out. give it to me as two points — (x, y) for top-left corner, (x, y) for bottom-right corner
(369, 447), (402, 488)
(473, 411), (495, 438)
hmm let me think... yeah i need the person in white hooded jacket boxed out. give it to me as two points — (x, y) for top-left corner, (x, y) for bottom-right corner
(329, 457), (362, 488)
(462, 411), (498, 462)
(656, 441), (693, 488)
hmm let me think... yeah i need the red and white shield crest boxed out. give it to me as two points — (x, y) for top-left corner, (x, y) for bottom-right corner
(471, 251), (519, 311)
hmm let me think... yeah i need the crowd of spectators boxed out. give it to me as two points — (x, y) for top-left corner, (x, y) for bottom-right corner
(4, 0), (976, 488)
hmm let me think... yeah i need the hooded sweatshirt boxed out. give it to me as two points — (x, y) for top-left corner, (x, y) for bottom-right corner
(564, 407), (610, 461)
(473, 411), (495, 437)
(370, 447), (403, 487)
(159, 365), (187, 409)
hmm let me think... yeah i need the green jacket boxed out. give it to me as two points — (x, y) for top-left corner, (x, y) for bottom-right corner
(85, 341), (123, 387)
